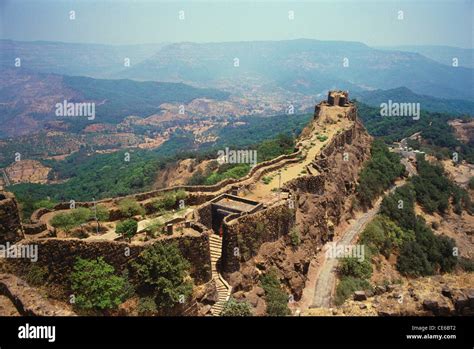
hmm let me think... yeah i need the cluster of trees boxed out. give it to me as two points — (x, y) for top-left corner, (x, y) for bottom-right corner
(69, 243), (192, 314)
(356, 139), (405, 207)
(11, 149), (161, 220)
(357, 102), (474, 163)
(50, 205), (109, 232)
(70, 257), (129, 312)
(378, 182), (458, 277)
(116, 219), (138, 241)
(131, 243), (193, 310)
(260, 270), (291, 316)
(335, 247), (373, 305)
(151, 190), (187, 212)
(411, 155), (471, 215)
(117, 198), (145, 218)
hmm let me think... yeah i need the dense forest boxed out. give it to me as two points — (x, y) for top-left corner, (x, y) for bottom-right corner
(356, 139), (405, 208)
(357, 102), (474, 163)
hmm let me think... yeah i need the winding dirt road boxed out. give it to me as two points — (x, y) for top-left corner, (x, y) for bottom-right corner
(311, 181), (406, 308)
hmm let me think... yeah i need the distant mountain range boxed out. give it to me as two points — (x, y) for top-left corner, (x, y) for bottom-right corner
(353, 87), (474, 115)
(377, 45), (474, 69)
(0, 39), (164, 78)
(2, 39), (472, 101)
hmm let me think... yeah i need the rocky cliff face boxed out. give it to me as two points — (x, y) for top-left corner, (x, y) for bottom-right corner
(226, 114), (372, 314)
(0, 192), (24, 244)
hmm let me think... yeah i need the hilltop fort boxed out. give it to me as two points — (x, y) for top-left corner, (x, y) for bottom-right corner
(0, 91), (374, 316)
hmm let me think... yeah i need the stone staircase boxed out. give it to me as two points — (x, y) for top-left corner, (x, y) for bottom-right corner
(209, 234), (232, 316)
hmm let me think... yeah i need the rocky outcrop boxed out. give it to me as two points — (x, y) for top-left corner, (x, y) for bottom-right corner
(0, 191), (24, 244)
(306, 273), (474, 316)
(0, 273), (75, 316)
(225, 107), (372, 312)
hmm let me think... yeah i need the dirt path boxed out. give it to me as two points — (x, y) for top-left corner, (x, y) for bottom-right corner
(311, 202), (381, 307)
(305, 180), (406, 309)
(245, 118), (352, 202)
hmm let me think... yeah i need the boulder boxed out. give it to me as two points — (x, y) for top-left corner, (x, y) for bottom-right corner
(441, 286), (452, 298)
(353, 291), (367, 301)
(466, 289), (474, 307)
(422, 299), (439, 313)
(454, 295), (469, 313)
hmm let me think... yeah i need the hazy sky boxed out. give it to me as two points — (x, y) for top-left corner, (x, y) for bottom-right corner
(0, 0), (472, 48)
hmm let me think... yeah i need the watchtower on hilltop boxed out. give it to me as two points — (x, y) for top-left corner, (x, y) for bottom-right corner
(327, 90), (349, 107)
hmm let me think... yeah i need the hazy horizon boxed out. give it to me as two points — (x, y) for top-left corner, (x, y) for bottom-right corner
(1, 0), (472, 49)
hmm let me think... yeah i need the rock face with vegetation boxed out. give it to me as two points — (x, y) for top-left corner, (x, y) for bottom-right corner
(225, 102), (373, 314)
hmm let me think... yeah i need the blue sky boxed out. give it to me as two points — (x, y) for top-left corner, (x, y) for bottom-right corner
(0, 0), (472, 48)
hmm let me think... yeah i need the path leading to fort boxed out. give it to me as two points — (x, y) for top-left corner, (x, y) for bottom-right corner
(244, 114), (352, 202)
(307, 179), (406, 309)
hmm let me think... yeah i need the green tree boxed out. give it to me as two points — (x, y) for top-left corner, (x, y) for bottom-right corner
(131, 243), (193, 309)
(116, 219), (138, 241)
(338, 254), (373, 279)
(221, 298), (252, 316)
(118, 198), (145, 218)
(335, 276), (372, 306)
(260, 270), (291, 316)
(397, 241), (434, 277)
(70, 257), (127, 311)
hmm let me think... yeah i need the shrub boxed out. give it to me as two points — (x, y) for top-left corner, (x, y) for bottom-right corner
(116, 219), (138, 241)
(397, 241), (434, 277)
(360, 215), (414, 257)
(221, 298), (252, 316)
(70, 257), (127, 311)
(459, 257), (474, 272)
(317, 134), (328, 142)
(338, 254), (373, 279)
(50, 207), (93, 232)
(131, 243), (193, 309)
(289, 227), (301, 247)
(94, 204), (110, 221)
(469, 177), (474, 190)
(260, 270), (291, 316)
(25, 265), (48, 286)
(262, 176), (272, 185)
(144, 221), (164, 237)
(138, 296), (157, 315)
(335, 276), (372, 306)
(175, 189), (187, 201)
(118, 198), (145, 218)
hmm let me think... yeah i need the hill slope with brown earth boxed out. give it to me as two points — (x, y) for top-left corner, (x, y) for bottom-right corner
(5, 160), (51, 184)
